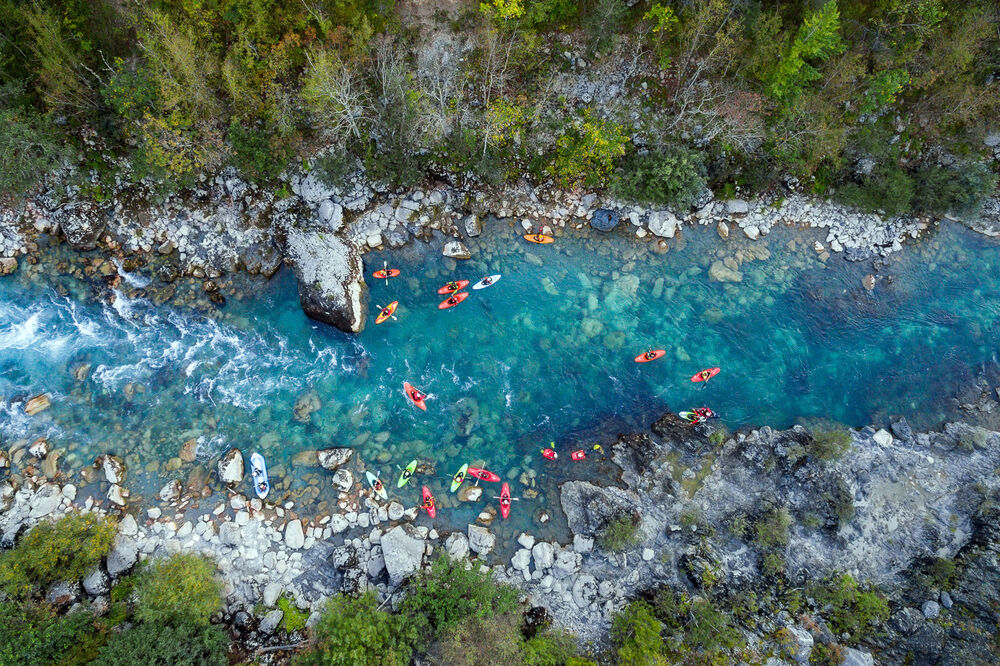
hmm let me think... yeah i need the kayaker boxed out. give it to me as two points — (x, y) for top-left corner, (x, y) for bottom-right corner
(453, 470), (465, 484)
(446, 281), (459, 292)
(422, 496), (435, 511)
(699, 369), (713, 382)
(482, 276), (492, 285)
(446, 295), (459, 305)
(645, 349), (657, 360)
(373, 478), (384, 493)
(400, 467), (412, 483)
(257, 480), (267, 494)
(500, 496), (511, 510)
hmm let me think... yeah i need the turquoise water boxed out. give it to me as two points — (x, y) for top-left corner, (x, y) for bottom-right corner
(2, 220), (999, 527)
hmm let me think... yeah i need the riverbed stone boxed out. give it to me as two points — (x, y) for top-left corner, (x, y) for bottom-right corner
(709, 260), (742, 283)
(25, 394), (51, 416)
(106, 535), (138, 577)
(102, 455), (126, 484)
(381, 525), (425, 584)
(0, 257), (17, 276)
(648, 211), (680, 238)
(591, 209), (619, 232)
(468, 525), (495, 555)
(285, 519), (305, 549)
(28, 484), (62, 518)
(331, 468), (353, 492)
(262, 582), (283, 607)
(445, 532), (469, 560)
(159, 479), (182, 501)
(317, 447), (353, 470)
(218, 448), (244, 485)
(443, 240), (471, 259)
(532, 542), (555, 570)
(464, 214), (482, 237)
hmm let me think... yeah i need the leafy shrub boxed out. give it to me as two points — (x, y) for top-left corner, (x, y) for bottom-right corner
(429, 612), (525, 665)
(400, 555), (520, 640)
(835, 163), (914, 216)
(810, 642), (846, 666)
(912, 161), (997, 217)
(598, 514), (640, 552)
(524, 0), (578, 28)
(227, 121), (291, 183)
(279, 594), (309, 633)
(611, 600), (666, 666)
(924, 557), (958, 589)
(0, 601), (106, 665)
(523, 628), (580, 665)
(761, 551), (786, 577)
(0, 101), (76, 197)
(754, 507), (792, 551)
(0, 512), (116, 598)
(809, 429), (852, 461)
(581, 0), (629, 55)
(297, 591), (419, 666)
(550, 110), (629, 188)
(811, 574), (890, 641)
(91, 621), (228, 666)
(101, 59), (157, 121)
(134, 554), (223, 627)
(611, 147), (708, 210)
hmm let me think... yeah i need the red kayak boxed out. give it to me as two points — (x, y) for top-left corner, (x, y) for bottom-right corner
(467, 467), (500, 482)
(541, 448), (558, 460)
(403, 382), (427, 411)
(570, 450), (586, 461)
(635, 349), (666, 363)
(372, 268), (400, 279)
(691, 367), (721, 383)
(438, 292), (469, 309)
(421, 486), (436, 519)
(499, 483), (511, 520)
(437, 280), (470, 295)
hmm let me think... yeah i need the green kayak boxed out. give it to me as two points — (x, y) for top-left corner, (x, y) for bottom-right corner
(398, 459), (417, 488)
(450, 463), (468, 493)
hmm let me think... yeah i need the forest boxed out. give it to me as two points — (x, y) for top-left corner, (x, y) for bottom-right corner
(1, 0), (998, 216)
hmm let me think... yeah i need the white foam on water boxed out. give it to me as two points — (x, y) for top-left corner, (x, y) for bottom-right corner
(111, 258), (152, 288)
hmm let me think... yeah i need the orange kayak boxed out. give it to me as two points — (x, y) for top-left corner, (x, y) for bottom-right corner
(523, 234), (554, 244)
(437, 280), (470, 295)
(692, 367), (721, 383)
(373, 268), (400, 279)
(438, 292), (469, 309)
(375, 301), (398, 324)
(634, 350), (666, 363)
(403, 381), (427, 411)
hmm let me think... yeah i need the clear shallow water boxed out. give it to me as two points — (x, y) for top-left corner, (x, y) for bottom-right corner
(2, 220), (999, 528)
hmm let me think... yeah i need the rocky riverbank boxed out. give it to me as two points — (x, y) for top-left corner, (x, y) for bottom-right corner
(4, 373), (999, 661)
(3, 163), (982, 335)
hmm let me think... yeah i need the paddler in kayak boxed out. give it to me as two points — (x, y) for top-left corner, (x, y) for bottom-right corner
(697, 369), (714, 383)
(499, 495), (511, 511)
(379, 304), (394, 319)
(481, 276), (493, 286)
(421, 494), (435, 512)
(445, 294), (460, 306)
(643, 349), (658, 361)
(444, 280), (460, 292)
(372, 477), (385, 495)
(693, 407), (716, 420)
(408, 386), (426, 403)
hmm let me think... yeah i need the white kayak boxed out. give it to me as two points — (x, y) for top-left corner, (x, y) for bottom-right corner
(472, 274), (502, 290)
(366, 471), (388, 501)
(250, 452), (269, 499)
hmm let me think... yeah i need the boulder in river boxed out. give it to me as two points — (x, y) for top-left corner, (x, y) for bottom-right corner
(284, 227), (367, 333)
(591, 209), (619, 232)
(463, 214), (482, 237)
(317, 447), (353, 470)
(57, 201), (106, 250)
(468, 524), (496, 555)
(443, 240), (472, 259)
(101, 454), (126, 484)
(709, 260), (742, 283)
(28, 437), (49, 458)
(381, 525), (425, 585)
(0, 257), (17, 276)
(179, 439), (198, 462)
(218, 448), (244, 485)
(648, 211), (681, 238)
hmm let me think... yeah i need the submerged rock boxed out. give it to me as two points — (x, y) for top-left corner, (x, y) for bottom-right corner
(284, 228), (367, 333)
(24, 394), (51, 416)
(101, 455), (126, 485)
(0, 257), (17, 275)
